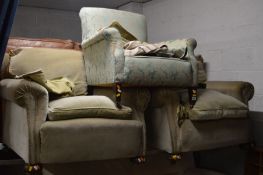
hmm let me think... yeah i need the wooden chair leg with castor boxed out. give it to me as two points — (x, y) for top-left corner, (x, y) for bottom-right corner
(131, 156), (146, 164)
(25, 164), (41, 175)
(115, 83), (122, 109)
(169, 154), (182, 163)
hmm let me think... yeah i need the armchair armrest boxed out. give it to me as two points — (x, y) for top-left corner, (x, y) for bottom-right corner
(0, 79), (49, 163)
(206, 81), (254, 104)
(81, 27), (121, 49)
(165, 38), (198, 86)
(1, 79), (48, 107)
(81, 28), (125, 85)
(186, 38), (198, 86)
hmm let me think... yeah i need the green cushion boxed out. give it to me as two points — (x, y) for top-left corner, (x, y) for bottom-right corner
(48, 96), (132, 121)
(186, 90), (248, 120)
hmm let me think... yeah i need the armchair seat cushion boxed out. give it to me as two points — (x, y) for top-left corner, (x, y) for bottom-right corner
(48, 96), (132, 121)
(185, 90), (248, 121)
(122, 56), (192, 87)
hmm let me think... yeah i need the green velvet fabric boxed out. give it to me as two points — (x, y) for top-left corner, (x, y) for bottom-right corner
(207, 81), (254, 104)
(0, 78), (49, 163)
(146, 85), (253, 154)
(183, 90), (249, 121)
(40, 118), (143, 163)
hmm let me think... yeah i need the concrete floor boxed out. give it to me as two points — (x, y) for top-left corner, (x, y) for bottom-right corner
(0, 149), (224, 175)
(41, 151), (224, 175)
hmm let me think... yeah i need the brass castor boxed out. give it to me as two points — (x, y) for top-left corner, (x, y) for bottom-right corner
(169, 154), (182, 163)
(25, 164), (41, 174)
(131, 156), (146, 164)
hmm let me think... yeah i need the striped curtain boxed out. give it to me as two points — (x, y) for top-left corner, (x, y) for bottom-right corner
(0, 0), (19, 66)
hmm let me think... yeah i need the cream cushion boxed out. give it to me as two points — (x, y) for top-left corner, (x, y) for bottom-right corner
(48, 96), (132, 121)
(9, 47), (87, 96)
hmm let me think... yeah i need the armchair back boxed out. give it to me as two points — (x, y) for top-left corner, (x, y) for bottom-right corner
(2, 37), (87, 96)
(79, 7), (147, 42)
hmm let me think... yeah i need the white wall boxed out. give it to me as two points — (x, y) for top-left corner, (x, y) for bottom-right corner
(11, 6), (82, 41)
(143, 0), (263, 111)
(118, 2), (143, 14)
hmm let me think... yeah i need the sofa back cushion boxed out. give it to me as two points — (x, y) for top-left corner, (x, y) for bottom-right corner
(9, 47), (87, 96)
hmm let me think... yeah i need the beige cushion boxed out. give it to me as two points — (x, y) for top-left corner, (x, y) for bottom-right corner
(181, 90), (248, 121)
(9, 47), (87, 96)
(16, 69), (74, 96)
(48, 96), (132, 121)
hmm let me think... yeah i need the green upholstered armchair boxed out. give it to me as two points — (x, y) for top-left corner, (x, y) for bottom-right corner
(0, 38), (150, 173)
(146, 81), (254, 159)
(79, 8), (199, 107)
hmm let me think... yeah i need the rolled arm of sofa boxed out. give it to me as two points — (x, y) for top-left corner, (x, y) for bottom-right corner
(81, 27), (121, 49)
(164, 38), (198, 86)
(206, 81), (254, 104)
(0, 79), (49, 163)
(0, 79), (49, 108)
(81, 28), (125, 85)
(186, 38), (198, 86)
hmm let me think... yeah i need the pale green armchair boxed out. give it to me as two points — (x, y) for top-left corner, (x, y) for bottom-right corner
(0, 38), (150, 174)
(146, 81), (254, 159)
(79, 7), (199, 107)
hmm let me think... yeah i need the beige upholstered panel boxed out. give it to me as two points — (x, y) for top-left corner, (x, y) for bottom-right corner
(9, 48), (87, 96)
(40, 118), (143, 163)
(48, 96), (132, 121)
(79, 7), (147, 42)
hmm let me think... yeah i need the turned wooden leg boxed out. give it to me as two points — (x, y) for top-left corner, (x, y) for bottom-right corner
(169, 154), (182, 163)
(131, 156), (146, 164)
(188, 87), (197, 108)
(115, 83), (122, 109)
(25, 164), (41, 175)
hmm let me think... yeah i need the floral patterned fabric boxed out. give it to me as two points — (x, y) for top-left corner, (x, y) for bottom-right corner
(122, 56), (192, 87)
